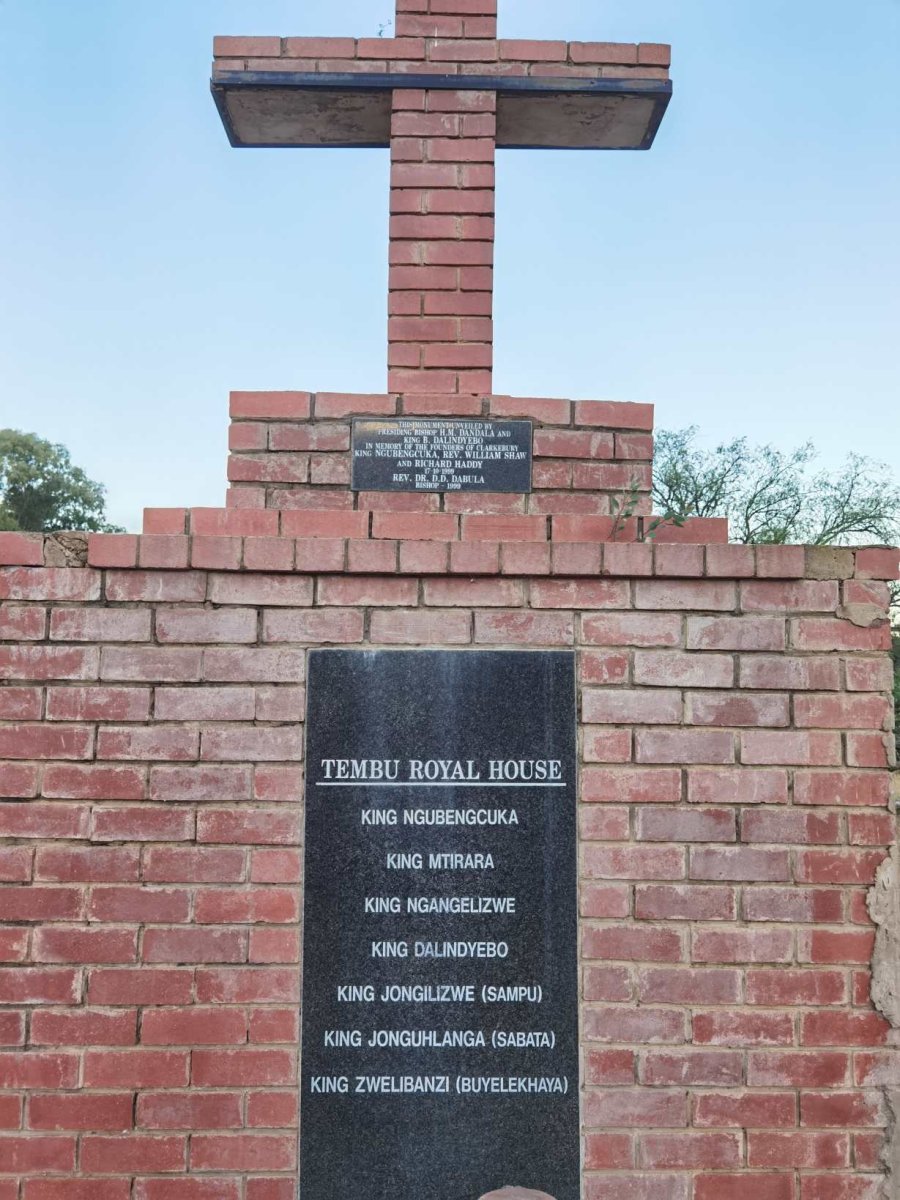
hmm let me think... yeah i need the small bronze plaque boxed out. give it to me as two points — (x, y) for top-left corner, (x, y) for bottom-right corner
(351, 418), (533, 493)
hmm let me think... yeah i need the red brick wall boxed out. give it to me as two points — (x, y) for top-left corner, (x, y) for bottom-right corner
(0, 529), (896, 1200)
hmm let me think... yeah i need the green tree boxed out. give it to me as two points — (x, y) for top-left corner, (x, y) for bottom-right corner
(0, 429), (123, 533)
(652, 428), (900, 546)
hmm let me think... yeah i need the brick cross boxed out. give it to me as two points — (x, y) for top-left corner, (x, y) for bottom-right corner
(212, 0), (671, 398)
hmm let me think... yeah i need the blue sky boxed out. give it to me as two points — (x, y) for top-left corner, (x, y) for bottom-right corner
(1, 0), (898, 531)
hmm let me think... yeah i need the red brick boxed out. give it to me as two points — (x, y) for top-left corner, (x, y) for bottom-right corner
(136, 1091), (243, 1131)
(346, 539), (398, 572)
(583, 1087), (687, 1128)
(28, 1091), (133, 1131)
(580, 720), (628, 758)
(0, 566), (101, 601)
(35, 845), (138, 883)
(800, 929), (875, 964)
(0, 887), (82, 922)
(582, 649), (630, 686)
(636, 806), (735, 842)
(101, 646), (201, 683)
(741, 579), (839, 612)
(207, 572), (313, 606)
(636, 729), (734, 765)
(281, 509), (366, 538)
(854, 547), (899, 579)
(637, 967), (740, 1004)
(317, 576), (417, 606)
(743, 887), (843, 924)
(489, 395), (571, 424)
(686, 615), (784, 651)
(600, 542), (655, 576)
(693, 1176), (793, 1200)
(583, 845), (684, 881)
(80, 1133), (186, 1173)
(690, 846), (790, 882)
(694, 1091), (796, 1128)
(203, 647), (307, 682)
(581, 612), (681, 646)
(846, 657), (894, 691)
(0, 1051), (79, 1088)
(46, 686), (151, 722)
(583, 1132), (634, 1169)
(89, 886), (190, 923)
(462, 514), (546, 541)
(741, 730), (842, 766)
(582, 766), (681, 805)
(242, 537), (294, 571)
(0, 967), (79, 1004)
(741, 809), (840, 845)
(137, 534), (190, 569)
(531, 579), (629, 609)
(244, 845), (300, 886)
(748, 1131), (849, 1169)
(551, 543), (602, 575)
(500, 542), (551, 574)
(583, 689), (681, 725)
(87, 969), (193, 1006)
(641, 1132), (741, 1169)
(399, 540), (450, 572)
(0, 606), (46, 640)
(0, 684), (42, 719)
(370, 609), (471, 644)
(83, 1048), (188, 1088)
(534, 429), (613, 458)
(314, 392), (395, 418)
(474, 610), (573, 644)
(142, 846), (245, 883)
(0, 845), (33, 882)
(200, 725), (303, 762)
(792, 617), (891, 651)
(635, 885), (736, 922)
(583, 926), (683, 964)
(33, 927), (137, 964)
(688, 691), (789, 728)
(141, 1008), (247, 1046)
(634, 652), (733, 688)
(552, 516), (621, 542)
(643, 1050), (742, 1085)
(694, 927), (793, 964)
(635, 579), (735, 611)
(0, 1134), (76, 1172)
(0, 644), (99, 681)
(748, 1051), (850, 1087)
(197, 808), (300, 846)
(755, 544), (807, 577)
(693, 1011), (794, 1046)
(0, 531), (43, 564)
(105, 570), (206, 602)
(801, 1011), (891, 1047)
(0, 801), (84, 835)
(190, 1132), (297, 1171)
(424, 577), (522, 606)
(574, 400), (654, 430)
(229, 391), (311, 418)
(133, 1181), (240, 1200)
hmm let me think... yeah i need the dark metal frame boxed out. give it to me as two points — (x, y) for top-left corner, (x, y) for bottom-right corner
(211, 71), (672, 151)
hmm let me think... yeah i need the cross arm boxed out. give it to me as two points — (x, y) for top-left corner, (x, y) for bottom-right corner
(211, 37), (671, 151)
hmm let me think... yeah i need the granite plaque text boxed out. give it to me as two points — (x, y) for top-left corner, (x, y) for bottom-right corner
(300, 650), (579, 1200)
(351, 418), (533, 493)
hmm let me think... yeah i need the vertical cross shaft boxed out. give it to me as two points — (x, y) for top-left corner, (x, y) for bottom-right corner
(212, 0), (673, 399)
(388, 0), (498, 397)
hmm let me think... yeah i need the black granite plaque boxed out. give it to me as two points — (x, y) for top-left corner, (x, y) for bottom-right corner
(351, 418), (533, 493)
(300, 650), (579, 1200)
